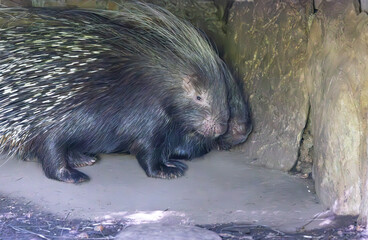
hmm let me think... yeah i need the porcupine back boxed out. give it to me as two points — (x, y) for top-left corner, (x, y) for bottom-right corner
(0, 3), (230, 182)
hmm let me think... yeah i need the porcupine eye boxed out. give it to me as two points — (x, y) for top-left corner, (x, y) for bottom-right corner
(196, 96), (202, 101)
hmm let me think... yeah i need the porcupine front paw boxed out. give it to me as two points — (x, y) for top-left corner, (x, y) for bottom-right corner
(148, 160), (188, 179)
(216, 140), (232, 151)
(54, 167), (90, 183)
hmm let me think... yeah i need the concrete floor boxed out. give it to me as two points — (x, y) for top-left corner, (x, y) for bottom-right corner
(0, 150), (327, 232)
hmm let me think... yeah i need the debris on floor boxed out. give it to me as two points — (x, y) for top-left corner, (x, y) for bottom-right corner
(0, 194), (365, 240)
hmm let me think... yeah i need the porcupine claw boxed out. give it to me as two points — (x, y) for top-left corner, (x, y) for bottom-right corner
(55, 167), (90, 183)
(67, 153), (97, 168)
(157, 160), (188, 179)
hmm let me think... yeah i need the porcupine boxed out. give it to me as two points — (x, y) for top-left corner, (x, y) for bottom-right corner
(0, 2), (231, 183)
(170, 64), (253, 160)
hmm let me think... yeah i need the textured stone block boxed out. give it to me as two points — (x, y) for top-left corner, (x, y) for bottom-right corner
(305, 0), (367, 216)
(223, 0), (311, 171)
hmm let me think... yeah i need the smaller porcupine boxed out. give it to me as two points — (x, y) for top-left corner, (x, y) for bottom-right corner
(216, 65), (252, 150)
(0, 3), (231, 183)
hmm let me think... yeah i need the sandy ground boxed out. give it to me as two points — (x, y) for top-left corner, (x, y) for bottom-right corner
(0, 150), (329, 234)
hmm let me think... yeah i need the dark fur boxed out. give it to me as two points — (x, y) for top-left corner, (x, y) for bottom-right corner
(171, 63), (253, 160)
(0, 4), (231, 183)
(216, 64), (253, 150)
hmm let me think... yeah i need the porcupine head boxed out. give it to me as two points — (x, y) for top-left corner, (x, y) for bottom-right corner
(99, 2), (230, 141)
(163, 61), (230, 140)
(126, 3), (232, 140)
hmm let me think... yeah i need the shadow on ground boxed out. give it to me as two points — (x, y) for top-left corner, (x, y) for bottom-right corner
(0, 195), (363, 239)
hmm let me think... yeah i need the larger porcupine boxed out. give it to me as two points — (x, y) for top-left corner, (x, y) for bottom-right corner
(0, 2), (231, 183)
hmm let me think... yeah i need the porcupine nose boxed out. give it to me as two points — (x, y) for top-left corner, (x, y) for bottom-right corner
(202, 117), (227, 137)
(214, 122), (228, 137)
(230, 121), (253, 145)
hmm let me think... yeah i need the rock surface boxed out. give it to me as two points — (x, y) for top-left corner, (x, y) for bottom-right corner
(223, 0), (312, 171)
(0, 0), (30, 7)
(305, 0), (368, 219)
(0, 151), (325, 232)
(116, 224), (221, 240)
(31, 0), (226, 52)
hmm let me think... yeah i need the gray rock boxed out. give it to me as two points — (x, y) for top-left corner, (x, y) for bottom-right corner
(305, 0), (365, 217)
(223, 0), (312, 171)
(360, 0), (368, 13)
(116, 224), (221, 240)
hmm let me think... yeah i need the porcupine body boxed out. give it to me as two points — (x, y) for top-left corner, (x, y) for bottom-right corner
(0, 3), (230, 183)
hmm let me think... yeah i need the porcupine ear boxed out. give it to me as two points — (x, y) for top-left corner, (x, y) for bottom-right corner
(181, 75), (210, 108)
(182, 75), (196, 95)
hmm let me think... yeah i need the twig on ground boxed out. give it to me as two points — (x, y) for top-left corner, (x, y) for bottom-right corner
(298, 211), (325, 232)
(9, 225), (51, 240)
(60, 211), (71, 236)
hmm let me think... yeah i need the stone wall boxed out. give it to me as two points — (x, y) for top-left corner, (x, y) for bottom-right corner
(0, 0), (31, 7)
(30, 0), (226, 53)
(305, 0), (366, 216)
(223, 0), (311, 171)
(218, 0), (368, 222)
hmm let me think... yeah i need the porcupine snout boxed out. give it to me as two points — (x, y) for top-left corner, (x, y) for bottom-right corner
(201, 116), (228, 138)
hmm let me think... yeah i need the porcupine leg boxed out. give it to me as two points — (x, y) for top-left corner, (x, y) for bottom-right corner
(170, 145), (209, 160)
(169, 132), (210, 160)
(169, 147), (192, 160)
(135, 147), (188, 179)
(67, 151), (97, 168)
(39, 140), (90, 183)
